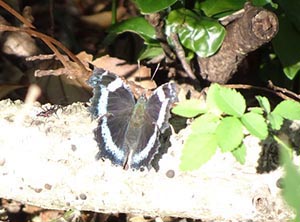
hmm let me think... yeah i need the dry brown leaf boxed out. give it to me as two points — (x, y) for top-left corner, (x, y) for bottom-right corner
(76, 51), (93, 65)
(92, 55), (156, 88)
(92, 55), (137, 77)
(39, 210), (63, 222)
(22, 204), (42, 214)
(92, 55), (158, 98)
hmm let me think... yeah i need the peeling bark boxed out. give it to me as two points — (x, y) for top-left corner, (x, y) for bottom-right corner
(0, 99), (295, 221)
(198, 3), (279, 83)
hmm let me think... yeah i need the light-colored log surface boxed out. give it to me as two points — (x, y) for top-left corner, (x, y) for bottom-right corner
(0, 99), (295, 221)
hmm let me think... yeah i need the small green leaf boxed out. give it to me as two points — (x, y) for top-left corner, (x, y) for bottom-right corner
(283, 62), (300, 80)
(106, 17), (157, 44)
(231, 143), (246, 165)
(165, 9), (226, 57)
(139, 45), (164, 60)
(248, 107), (264, 115)
(273, 100), (300, 120)
(272, 14), (300, 80)
(280, 146), (300, 221)
(172, 99), (206, 118)
(256, 96), (271, 113)
(208, 84), (246, 117)
(191, 113), (220, 133)
(268, 112), (284, 130)
(133, 0), (177, 14)
(241, 112), (268, 139)
(206, 84), (223, 116)
(180, 133), (217, 171)
(216, 117), (244, 152)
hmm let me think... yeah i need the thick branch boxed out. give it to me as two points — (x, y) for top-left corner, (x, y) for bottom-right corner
(198, 3), (279, 83)
(0, 99), (294, 221)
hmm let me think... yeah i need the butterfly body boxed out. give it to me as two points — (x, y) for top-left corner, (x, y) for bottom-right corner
(88, 68), (178, 170)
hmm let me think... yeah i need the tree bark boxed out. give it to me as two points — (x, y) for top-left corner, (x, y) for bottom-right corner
(0, 99), (294, 221)
(198, 2), (279, 83)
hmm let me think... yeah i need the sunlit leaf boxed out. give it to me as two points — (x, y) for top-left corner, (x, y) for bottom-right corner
(208, 84), (246, 117)
(216, 116), (244, 152)
(268, 112), (284, 130)
(231, 143), (247, 164)
(241, 112), (268, 139)
(165, 9), (225, 57)
(180, 133), (217, 171)
(172, 99), (207, 118)
(281, 146), (300, 221)
(273, 100), (300, 120)
(191, 113), (220, 133)
(256, 96), (271, 113)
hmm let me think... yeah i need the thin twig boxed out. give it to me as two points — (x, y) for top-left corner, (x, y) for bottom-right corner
(0, 24), (88, 77)
(224, 83), (299, 102)
(169, 33), (196, 80)
(267, 80), (300, 101)
(0, 1), (88, 76)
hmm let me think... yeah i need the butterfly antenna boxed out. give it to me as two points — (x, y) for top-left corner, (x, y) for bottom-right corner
(151, 63), (160, 81)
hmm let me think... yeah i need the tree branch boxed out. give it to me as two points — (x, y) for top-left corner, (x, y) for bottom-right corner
(198, 3), (279, 83)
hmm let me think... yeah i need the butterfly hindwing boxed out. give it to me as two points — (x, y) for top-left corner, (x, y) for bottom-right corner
(129, 82), (178, 169)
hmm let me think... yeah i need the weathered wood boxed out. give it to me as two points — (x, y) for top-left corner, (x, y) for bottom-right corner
(0, 99), (294, 221)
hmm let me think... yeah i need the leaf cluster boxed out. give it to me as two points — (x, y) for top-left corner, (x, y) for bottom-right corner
(172, 84), (300, 171)
(105, 0), (300, 86)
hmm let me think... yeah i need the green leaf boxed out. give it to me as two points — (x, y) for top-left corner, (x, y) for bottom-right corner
(106, 17), (157, 44)
(133, 0), (177, 14)
(280, 146), (300, 221)
(191, 113), (220, 133)
(172, 99), (206, 118)
(138, 45), (164, 60)
(216, 116), (244, 152)
(206, 84), (223, 116)
(272, 14), (300, 80)
(248, 107), (264, 115)
(196, 0), (245, 17)
(256, 96), (271, 113)
(273, 100), (300, 120)
(208, 84), (246, 117)
(165, 9), (226, 57)
(180, 133), (217, 171)
(231, 143), (246, 165)
(268, 112), (284, 131)
(241, 112), (268, 139)
(283, 62), (300, 80)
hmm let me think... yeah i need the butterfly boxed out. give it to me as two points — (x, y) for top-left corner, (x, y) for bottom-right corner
(87, 68), (178, 170)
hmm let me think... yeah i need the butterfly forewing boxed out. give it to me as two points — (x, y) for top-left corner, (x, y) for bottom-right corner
(89, 68), (135, 166)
